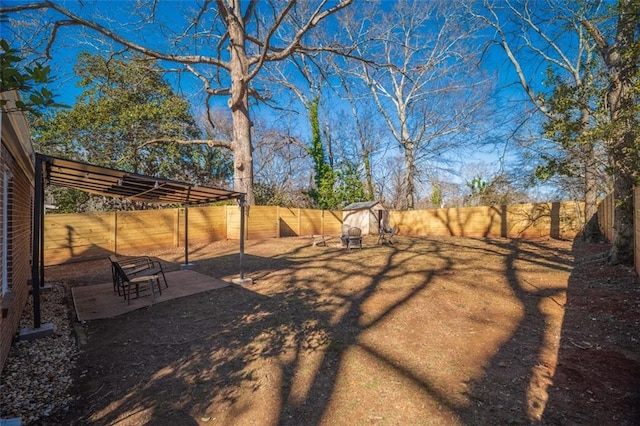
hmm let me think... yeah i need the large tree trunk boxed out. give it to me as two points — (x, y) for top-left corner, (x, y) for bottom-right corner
(403, 142), (415, 210)
(226, 0), (255, 205)
(230, 99), (255, 205)
(608, 60), (635, 263)
(603, 3), (636, 264)
(363, 150), (374, 200)
(610, 171), (635, 264)
(582, 0), (638, 263)
(581, 107), (599, 241)
(583, 153), (600, 241)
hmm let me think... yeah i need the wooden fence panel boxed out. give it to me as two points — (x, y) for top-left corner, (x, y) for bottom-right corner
(225, 205), (242, 240)
(390, 202), (582, 239)
(44, 212), (114, 264)
(279, 208), (300, 237)
(299, 209), (323, 235)
(391, 206), (500, 237)
(557, 201), (584, 239)
(598, 194), (614, 242)
(116, 209), (176, 254)
(178, 206), (227, 246)
(505, 203), (554, 238)
(247, 205), (279, 239)
(324, 210), (343, 235)
(390, 210), (433, 236)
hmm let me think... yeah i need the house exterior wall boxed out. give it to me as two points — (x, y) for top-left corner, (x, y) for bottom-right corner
(0, 92), (35, 371)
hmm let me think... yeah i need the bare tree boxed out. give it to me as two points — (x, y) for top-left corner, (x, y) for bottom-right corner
(252, 123), (311, 206)
(1, 0), (353, 205)
(472, 0), (605, 239)
(330, 67), (386, 201)
(338, 0), (487, 210)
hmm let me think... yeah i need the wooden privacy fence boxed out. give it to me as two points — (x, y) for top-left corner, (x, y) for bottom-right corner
(44, 201), (583, 265)
(391, 201), (583, 239)
(597, 192), (615, 243)
(596, 190), (640, 248)
(597, 188), (640, 275)
(44, 206), (343, 265)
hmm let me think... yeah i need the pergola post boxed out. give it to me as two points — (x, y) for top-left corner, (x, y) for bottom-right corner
(23, 155), (54, 341)
(184, 204), (189, 265)
(180, 188), (194, 270)
(233, 194), (252, 285)
(31, 157), (42, 328)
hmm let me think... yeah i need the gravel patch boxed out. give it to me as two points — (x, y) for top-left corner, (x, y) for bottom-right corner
(0, 283), (79, 424)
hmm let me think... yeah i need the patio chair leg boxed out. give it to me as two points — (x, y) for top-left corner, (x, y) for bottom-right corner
(149, 278), (155, 300)
(151, 277), (161, 297)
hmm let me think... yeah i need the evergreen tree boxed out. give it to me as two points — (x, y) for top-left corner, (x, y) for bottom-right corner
(32, 52), (232, 212)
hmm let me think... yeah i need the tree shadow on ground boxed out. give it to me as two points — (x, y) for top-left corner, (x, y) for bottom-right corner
(456, 238), (572, 423)
(54, 237), (458, 424)
(542, 238), (640, 425)
(457, 236), (640, 425)
(46, 235), (630, 425)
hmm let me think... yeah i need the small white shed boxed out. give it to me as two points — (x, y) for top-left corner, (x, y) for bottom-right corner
(342, 201), (387, 235)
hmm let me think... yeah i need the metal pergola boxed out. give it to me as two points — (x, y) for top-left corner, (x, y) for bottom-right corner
(31, 154), (247, 328)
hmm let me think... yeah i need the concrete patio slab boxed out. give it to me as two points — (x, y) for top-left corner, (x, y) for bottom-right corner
(71, 270), (230, 321)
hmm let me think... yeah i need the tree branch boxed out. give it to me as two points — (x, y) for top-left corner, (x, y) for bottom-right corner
(3, 1), (231, 69)
(580, 16), (609, 53)
(246, 0), (296, 82)
(246, 0), (353, 81)
(138, 138), (233, 150)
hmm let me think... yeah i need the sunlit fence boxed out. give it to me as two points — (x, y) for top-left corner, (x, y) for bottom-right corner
(44, 201), (584, 265)
(44, 206), (343, 265)
(391, 201), (583, 239)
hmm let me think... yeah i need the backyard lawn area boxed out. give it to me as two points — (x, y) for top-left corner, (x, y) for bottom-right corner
(7, 235), (640, 424)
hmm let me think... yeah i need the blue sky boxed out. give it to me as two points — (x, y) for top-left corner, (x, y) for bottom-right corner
(2, 0), (585, 202)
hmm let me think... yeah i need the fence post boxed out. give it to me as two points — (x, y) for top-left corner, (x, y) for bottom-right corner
(276, 206), (281, 238)
(225, 205), (229, 239)
(113, 211), (118, 254)
(173, 208), (180, 248)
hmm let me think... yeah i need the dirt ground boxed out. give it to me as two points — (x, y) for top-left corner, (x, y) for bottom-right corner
(43, 235), (639, 425)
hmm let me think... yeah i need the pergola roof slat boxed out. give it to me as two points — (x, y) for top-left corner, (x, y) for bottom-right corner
(39, 154), (244, 205)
